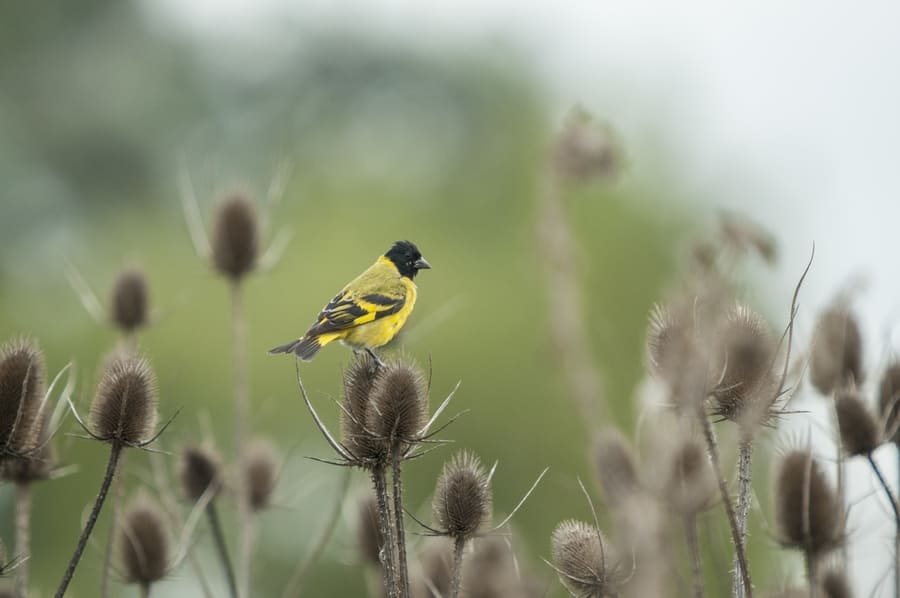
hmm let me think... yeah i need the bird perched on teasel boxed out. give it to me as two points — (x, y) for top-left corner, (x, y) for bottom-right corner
(269, 240), (430, 363)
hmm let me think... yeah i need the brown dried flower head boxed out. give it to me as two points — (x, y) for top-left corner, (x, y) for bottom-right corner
(119, 496), (170, 586)
(2, 405), (55, 483)
(433, 451), (493, 541)
(419, 539), (452, 597)
(552, 108), (622, 183)
(110, 267), (149, 332)
(366, 360), (428, 453)
(878, 361), (900, 444)
(835, 388), (881, 457)
(551, 519), (618, 598)
(821, 568), (853, 598)
(711, 304), (778, 429)
(662, 436), (716, 515)
(0, 337), (46, 456)
(180, 445), (223, 502)
(357, 495), (384, 567)
(809, 305), (863, 395)
(211, 193), (259, 280)
(593, 427), (640, 508)
(340, 354), (383, 464)
(244, 438), (278, 512)
(774, 450), (843, 556)
(89, 356), (159, 445)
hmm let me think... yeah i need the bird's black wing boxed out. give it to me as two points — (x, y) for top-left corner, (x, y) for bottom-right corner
(306, 291), (406, 336)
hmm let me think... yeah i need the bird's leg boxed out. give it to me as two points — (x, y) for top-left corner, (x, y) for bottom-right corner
(365, 348), (386, 370)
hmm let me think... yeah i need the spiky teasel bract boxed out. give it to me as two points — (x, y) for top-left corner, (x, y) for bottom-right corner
(809, 304), (863, 396)
(593, 427), (640, 508)
(89, 356), (159, 446)
(550, 519), (619, 598)
(0, 337), (46, 458)
(119, 495), (170, 587)
(211, 193), (259, 280)
(432, 451), (493, 541)
(340, 353), (386, 465)
(773, 450), (844, 558)
(180, 444), (223, 502)
(243, 438), (278, 512)
(366, 360), (428, 457)
(835, 388), (881, 457)
(710, 303), (779, 430)
(110, 267), (149, 333)
(878, 360), (900, 443)
(2, 406), (54, 483)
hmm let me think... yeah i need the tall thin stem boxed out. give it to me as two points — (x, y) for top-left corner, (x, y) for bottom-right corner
(372, 466), (399, 598)
(207, 501), (238, 598)
(733, 436), (754, 598)
(866, 454), (900, 598)
(449, 536), (466, 598)
(684, 513), (704, 598)
(100, 451), (128, 598)
(15, 482), (31, 597)
(140, 583), (151, 598)
(231, 281), (252, 598)
(805, 551), (818, 598)
(830, 397), (847, 569)
(56, 443), (123, 598)
(698, 412), (752, 598)
(391, 449), (410, 598)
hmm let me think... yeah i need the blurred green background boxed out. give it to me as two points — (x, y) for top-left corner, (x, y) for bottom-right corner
(0, 1), (783, 596)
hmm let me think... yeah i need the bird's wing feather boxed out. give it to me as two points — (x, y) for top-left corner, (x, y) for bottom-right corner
(308, 290), (406, 336)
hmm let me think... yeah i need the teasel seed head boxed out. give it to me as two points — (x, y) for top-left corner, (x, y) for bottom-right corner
(835, 388), (881, 457)
(711, 304), (778, 430)
(551, 519), (618, 598)
(552, 108), (622, 183)
(662, 435), (716, 515)
(89, 356), (158, 445)
(419, 539), (452, 597)
(119, 495), (170, 587)
(211, 193), (259, 280)
(180, 445), (223, 502)
(878, 361), (900, 444)
(0, 337), (46, 457)
(433, 451), (493, 541)
(593, 427), (640, 508)
(809, 305), (863, 395)
(243, 438), (278, 512)
(357, 495), (384, 567)
(366, 360), (428, 454)
(341, 353), (383, 465)
(2, 405), (55, 483)
(821, 568), (853, 598)
(774, 450), (843, 557)
(110, 267), (149, 333)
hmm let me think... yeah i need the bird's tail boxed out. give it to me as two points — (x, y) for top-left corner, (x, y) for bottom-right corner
(267, 336), (322, 360)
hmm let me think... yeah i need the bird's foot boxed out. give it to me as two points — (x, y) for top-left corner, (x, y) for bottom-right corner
(365, 348), (386, 371)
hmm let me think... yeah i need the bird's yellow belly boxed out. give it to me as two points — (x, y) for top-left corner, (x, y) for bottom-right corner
(342, 288), (416, 350)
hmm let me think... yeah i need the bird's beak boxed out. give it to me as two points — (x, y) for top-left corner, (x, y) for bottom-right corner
(414, 257), (431, 270)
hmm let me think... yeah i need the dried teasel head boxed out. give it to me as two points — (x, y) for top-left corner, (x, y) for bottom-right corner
(341, 353), (383, 465)
(89, 356), (158, 446)
(356, 495), (384, 567)
(661, 435), (716, 516)
(820, 568), (853, 598)
(243, 438), (278, 512)
(593, 427), (640, 508)
(366, 360), (428, 454)
(2, 405), (55, 483)
(110, 267), (149, 333)
(119, 496), (170, 587)
(463, 535), (539, 598)
(809, 305), (863, 395)
(835, 388), (881, 457)
(552, 108), (622, 183)
(211, 193), (259, 280)
(711, 304), (778, 430)
(179, 445), (223, 502)
(419, 539), (452, 597)
(645, 301), (711, 411)
(878, 361), (900, 444)
(0, 337), (46, 457)
(551, 520), (618, 598)
(432, 451), (493, 541)
(774, 450), (843, 557)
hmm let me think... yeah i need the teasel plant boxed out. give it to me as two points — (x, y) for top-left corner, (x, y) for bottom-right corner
(179, 159), (292, 598)
(56, 354), (175, 598)
(0, 337), (74, 597)
(118, 494), (172, 598)
(294, 353), (463, 598)
(772, 449), (845, 597)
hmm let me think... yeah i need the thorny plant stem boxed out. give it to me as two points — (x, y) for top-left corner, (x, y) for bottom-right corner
(372, 466), (399, 598)
(733, 436), (754, 598)
(101, 450), (129, 598)
(536, 170), (606, 427)
(207, 502), (239, 598)
(391, 448), (410, 598)
(140, 582), (151, 598)
(698, 412), (752, 598)
(281, 469), (351, 598)
(15, 482), (31, 598)
(449, 536), (466, 598)
(231, 281), (252, 598)
(866, 454), (900, 598)
(830, 397), (848, 569)
(805, 551), (818, 598)
(56, 443), (123, 598)
(684, 514), (704, 598)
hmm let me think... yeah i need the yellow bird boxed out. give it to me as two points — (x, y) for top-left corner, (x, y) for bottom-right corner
(269, 240), (431, 362)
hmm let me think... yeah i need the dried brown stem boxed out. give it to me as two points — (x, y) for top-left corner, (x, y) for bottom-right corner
(391, 448), (410, 598)
(449, 536), (465, 598)
(15, 482), (31, 597)
(231, 281), (252, 598)
(734, 436), (754, 598)
(684, 513), (704, 598)
(207, 501), (238, 598)
(372, 466), (399, 598)
(866, 454), (900, 598)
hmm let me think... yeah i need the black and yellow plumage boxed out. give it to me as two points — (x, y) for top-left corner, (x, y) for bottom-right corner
(269, 240), (431, 361)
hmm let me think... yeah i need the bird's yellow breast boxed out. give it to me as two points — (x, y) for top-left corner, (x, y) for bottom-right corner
(340, 277), (417, 349)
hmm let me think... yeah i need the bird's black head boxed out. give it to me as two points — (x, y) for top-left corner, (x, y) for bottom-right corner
(384, 240), (431, 279)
